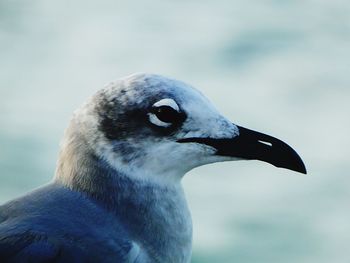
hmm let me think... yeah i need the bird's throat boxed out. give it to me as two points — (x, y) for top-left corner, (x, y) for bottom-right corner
(54, 136), (193, 263)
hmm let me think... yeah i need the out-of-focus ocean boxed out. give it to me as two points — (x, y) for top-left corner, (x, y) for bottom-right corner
(0, 1), (349, 262)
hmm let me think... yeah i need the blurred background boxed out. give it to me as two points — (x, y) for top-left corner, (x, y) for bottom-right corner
(0, 0), (349, 262)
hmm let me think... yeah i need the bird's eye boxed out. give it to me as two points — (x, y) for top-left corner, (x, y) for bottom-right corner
(148, 98), (184, 128)
(152, 106), (179, 123)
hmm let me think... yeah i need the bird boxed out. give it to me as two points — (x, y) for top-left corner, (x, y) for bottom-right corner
(0, 73), (306, 262)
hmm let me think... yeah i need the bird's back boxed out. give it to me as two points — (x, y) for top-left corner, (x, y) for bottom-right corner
(0, 184), (142, 262)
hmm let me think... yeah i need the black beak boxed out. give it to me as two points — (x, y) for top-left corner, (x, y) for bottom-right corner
(178, 125), (307, 174)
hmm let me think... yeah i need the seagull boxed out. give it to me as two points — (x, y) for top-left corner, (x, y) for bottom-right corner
(0, 73), (306, 262)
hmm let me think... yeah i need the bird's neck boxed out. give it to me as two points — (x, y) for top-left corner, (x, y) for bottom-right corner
(54, 133), (192, 263)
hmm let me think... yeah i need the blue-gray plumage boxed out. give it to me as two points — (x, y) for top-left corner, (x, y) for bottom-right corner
(0, 73), (306, 262)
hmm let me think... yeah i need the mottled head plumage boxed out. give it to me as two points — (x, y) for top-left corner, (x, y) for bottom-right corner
(55, 73), (238, 186)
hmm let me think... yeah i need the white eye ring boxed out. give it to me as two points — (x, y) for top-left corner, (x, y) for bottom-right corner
(148, 98), (180, 127)
(153, 98), (179, 112)
(148, 113), (172, 127)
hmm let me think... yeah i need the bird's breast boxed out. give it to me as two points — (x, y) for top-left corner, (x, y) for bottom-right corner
(118, 184), (193, 263)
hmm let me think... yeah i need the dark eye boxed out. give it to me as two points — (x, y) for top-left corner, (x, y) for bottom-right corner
(148, 98), (185, 128)
(151, 106), (180, 123)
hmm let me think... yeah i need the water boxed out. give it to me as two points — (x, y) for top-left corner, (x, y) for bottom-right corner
(1, 1), (349, 262)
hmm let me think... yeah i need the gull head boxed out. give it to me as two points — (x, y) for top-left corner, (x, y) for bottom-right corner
(57, 73), (306, 186)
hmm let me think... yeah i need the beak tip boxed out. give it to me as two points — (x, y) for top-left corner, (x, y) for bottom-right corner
(298, 166), (307, 175)
(279, 153), (307, 175)
(300, 164), (307, 175)
(285, 158), (307, 174)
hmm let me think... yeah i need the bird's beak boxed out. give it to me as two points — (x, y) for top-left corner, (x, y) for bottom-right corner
(178, 125), (307, 174)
